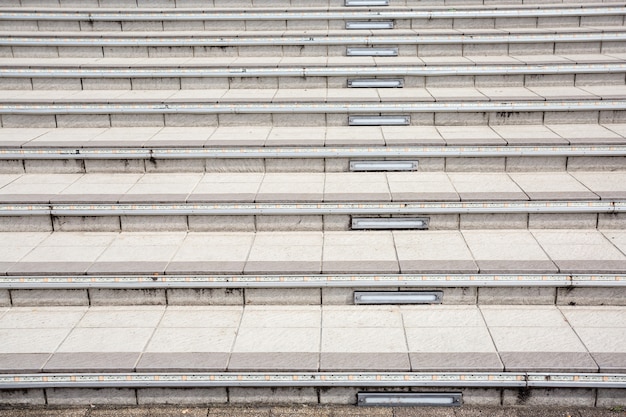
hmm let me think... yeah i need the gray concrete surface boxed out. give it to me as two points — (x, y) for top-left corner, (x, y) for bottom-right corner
(0, 405), (625, 417)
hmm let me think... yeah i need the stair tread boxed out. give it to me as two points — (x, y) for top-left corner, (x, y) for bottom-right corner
(0, 229), (625, 276)
(1, 171), (624, 203)
(2, 53), (624, 67)
(0, 304), (624, 373)
(3, 124), (626, 147)
(2, 86), (624, 102)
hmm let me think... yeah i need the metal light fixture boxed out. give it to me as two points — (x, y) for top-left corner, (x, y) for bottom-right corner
(351, 217), (429, 230)
(349, 160), (417, 171)
(345, 0), (389, 6)
(354, 291), (443, 304)
(346, 21), (394, 30)
(358, 393), (462, 407)
(349, 115), (410, 126)
(347, 47), (398, 56)
(348, 78), (404, 88)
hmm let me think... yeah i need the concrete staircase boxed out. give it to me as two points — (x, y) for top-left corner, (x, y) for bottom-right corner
(0, 0), (625, 410)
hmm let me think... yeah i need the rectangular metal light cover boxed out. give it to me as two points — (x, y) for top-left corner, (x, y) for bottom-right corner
(352, 217), (429, 230)
(347, 47), (398, 57)
(349, 115), (410, 126)
(345, 0), (389, 6)
(346, 21), (394, 30)
(358, 393), (462, 407)
(354, 291), (443, 305)
(348, 78), (404, 88)
(350, 160), (417, 171)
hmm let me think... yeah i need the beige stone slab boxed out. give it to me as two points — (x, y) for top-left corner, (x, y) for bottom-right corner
(406, 326), (496, 353)
(509, 172), (598, 200)
(324, 172), (390, 201)
(478, 87), (543, 101)
(427, 87), (488, 101)
(322, 327), (407, 353)
(77, 307), (164, 328)
(325, 126), (384, 146)
(190, 173), (263, 202)
(0, 328), (72, 353)
(146, 327), (237, 353)
(233, 327), (320, 353)
(579, 85), (626, 99)
(448, 173), (528, 201)
(462, 230), (557, 273)
(393, 231), (477, 274)
(265, 126), (326, 146)
(19, 232), (115, 263)
(272, 88), (325, 102)
(560, 306), (626, 328)
(326, 89), (380, 102)
(387, 172), (459, 201)
(166, 89), (227, 103)
(532, 230), (626, 273)
(490, 326), (589, 353)
(256, 173), (324, 202)
(409, 352), (503, 372)
(322, 231), (398, 274)
(58, 327), (154, 353)
(245, 232), (323, 274)
(570, 172), (626, 199)
(528, 86), (598, 100)
(377, 88), (434, 102)
(546, 124), (623, 144)
(491, 124), (566, 145)
(0, 307), (86, 329)
(321, 352), (410, 371)
(322, 306), (403, 328)
(480, 306), (568, 327)
(381, 126), (445, 145)
(402, 306), (485, 328)
(96, 232), (185, 263)
(206, 126), (270, 147)
(0, 232), (50, 263)
(241, 306), (320, 328)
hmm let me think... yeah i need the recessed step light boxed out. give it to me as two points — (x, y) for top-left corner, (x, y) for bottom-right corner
(348, 78), (404, 88)
(354, 291), (443, 304)
(349, 160), (417, 171)
(346, 21), (394, 30)
(351, 217), (429, 230)
(347, 47), (398, 56)
(345, 0), (389, 6)
(349, 115), (410, 126)
(358, 393), (462, 407)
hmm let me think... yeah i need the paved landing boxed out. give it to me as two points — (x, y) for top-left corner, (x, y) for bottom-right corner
(1, 229), (626, 275)
(0, 305), (624, 374)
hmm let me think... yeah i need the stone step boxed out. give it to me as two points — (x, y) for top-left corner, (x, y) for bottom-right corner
(2, 5), (625, 32)
(0, 229), (624, 278)
(0, 170), (624, 231)
(0, 304), (624, 407)
(2, 28), (625, 58)
(5, 0), (620, 8)
(3, 59), (626, 90)
(2, 87), (625, 128)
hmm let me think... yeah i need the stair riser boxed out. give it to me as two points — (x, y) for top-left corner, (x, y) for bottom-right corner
(10, 0), (619, 7)
(0, 213), (623, 232)
(0, 386), (621, 408)
(2, 156), (625, 174)
(3, 73), (624, 90)
(2, 286), (626, 306)
(4, 41), (625, 58)
(3, 110), (626, 128)
(3, 16), (625, 32)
